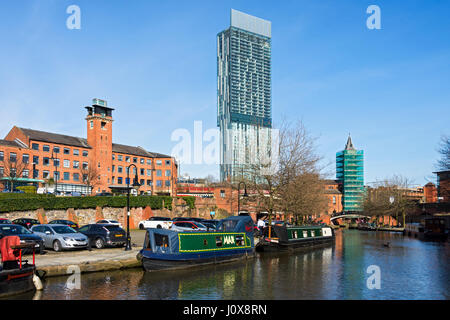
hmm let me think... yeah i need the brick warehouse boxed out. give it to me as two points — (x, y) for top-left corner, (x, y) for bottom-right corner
(0, 98), (177, 195)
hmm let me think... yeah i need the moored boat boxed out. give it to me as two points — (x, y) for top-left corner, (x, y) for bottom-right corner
(0, 237), (40, 299)
(138, 216), (255, 271)
(255, 224), (335, 252)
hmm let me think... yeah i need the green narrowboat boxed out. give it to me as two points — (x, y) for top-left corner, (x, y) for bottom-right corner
(255, 224), (335, 252)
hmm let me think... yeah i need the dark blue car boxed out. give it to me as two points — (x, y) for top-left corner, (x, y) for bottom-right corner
(0, 224), (45, 254)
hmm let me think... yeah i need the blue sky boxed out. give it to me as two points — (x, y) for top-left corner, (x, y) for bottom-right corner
(0, 0), (449, 186)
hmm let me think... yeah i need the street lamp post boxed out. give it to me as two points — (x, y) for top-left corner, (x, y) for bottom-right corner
(237, 181), (248, 216)
(125, 164), (140, 251)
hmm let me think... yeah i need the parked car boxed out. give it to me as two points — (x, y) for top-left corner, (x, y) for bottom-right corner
(49, 219), (79, 229)
(96, 219), (122, 228)
(95, 192), (113, 196)
(172, 217), (192, 222)
(30, 224), (88, 252)
(12, 218), (41, 229)
(77, 224), (126, 249)
(138, 216), (173, 230)
(0, 218), (12, 224)
(0, 224), (44, 254)
(199, 220), (217, 230)
(170, 221), (208, 232)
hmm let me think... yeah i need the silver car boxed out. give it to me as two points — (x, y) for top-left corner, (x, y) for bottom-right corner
(30, 224), (88, 251)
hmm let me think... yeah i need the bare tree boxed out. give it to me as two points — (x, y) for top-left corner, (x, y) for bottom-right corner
(242, 119), (327, 228)
(78, 161), (101, 195)
(0, 153), (30, 191)
(436, 135), (450, 171)
(363, 175), (417, 227)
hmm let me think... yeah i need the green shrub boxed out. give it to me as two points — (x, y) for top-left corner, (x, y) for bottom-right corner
(16, 186), (37, 194)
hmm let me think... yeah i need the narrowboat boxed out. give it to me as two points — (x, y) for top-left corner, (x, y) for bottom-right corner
(0, 238), (41, 299)
(255, 224), (335, 252)
(138, 216), (255, 272)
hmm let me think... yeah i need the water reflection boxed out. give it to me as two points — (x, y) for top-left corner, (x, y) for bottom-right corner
(13, 230), (450, 300)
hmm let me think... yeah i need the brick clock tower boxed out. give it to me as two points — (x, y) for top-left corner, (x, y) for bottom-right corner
(85, 98), (114, 193)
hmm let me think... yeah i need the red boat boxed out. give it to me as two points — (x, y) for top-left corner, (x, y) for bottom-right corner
(0, 235), (38, 298)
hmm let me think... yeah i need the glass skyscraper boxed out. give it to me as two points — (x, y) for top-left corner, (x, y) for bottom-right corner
(336, 135), (364, 212)
(217, 9), (272, 182)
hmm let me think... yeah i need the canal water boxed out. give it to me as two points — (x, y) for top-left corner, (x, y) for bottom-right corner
(20, 230), (450, 300)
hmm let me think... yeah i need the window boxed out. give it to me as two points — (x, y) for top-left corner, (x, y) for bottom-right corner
(156, 180), (162, 187)
(133, 157), (137, 163)
(165, 180), (171, 187)
(118, 155), (123, 161)
(63, 148), (70, 155)
(22, 170), (29, 178)
(33, 156), (39, 165)
(33, 169), (39, 179)
(82, 162), (88, 170)
(54, 171), (60, 180)
(165, 170), (171, 177)
(165, 160), (171, 166)
(90, 121), (93, 129)
(22, 154), (29, 164)
(118, 177), (123, 184)
(53, 147), (60, 154)
(73, 173), (79, 181)
(73, 149), (79, 156)
(147, 169), (151, 176)
(53, 159), (60, 167)
(118, 166), (123, 173)
(43, 171), (50, 179)
(112, 177), (115, 184)
(43, 157), (49, 166)
(63, 172), (70, 180)
(101, 121), (106, 129)
(112, 165), (115, 173)
(140, 168), (145, 175)
(126, 156), (130, 163)
(82, 150), (88, 157)
(140, 158), (144, 164)
(146, 159), (151, 165)
(333, 196), (336, 204)
(63, 160), (70, 168)
(43, 145), (50, 152)
(10, 152), (17, 162)
(147, 180), (152, 186)
(82, 174), (88, 182)
(73, 161), (79, 169)
(154, 234), (169, 247)
(156, 160), (162, 166)
(140, 179), (144, 185)
(112, 154), (115, 161)
(220, 190), (226, 198)
(156, 170), (162, 177)
(0, 151), (3, 161)
(32, 143), (39, 151)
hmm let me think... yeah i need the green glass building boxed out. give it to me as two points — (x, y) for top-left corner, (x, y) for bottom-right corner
(336, 135), (364, 212)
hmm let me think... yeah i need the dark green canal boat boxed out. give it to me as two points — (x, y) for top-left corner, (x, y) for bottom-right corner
(255, 224), (335, 252)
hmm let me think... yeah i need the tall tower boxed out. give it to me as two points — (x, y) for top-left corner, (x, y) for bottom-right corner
(85, 98), (114, 193)
(217, 9), (272, 182)
(336, 135), (364, 213)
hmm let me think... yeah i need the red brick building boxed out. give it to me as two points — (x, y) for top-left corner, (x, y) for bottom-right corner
(0, 99), (177, 195)
(423, 182), (438, 203)
(434, 170), (450, 203)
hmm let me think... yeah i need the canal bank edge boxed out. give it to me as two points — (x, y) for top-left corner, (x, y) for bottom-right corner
(38, 257), (142, 278)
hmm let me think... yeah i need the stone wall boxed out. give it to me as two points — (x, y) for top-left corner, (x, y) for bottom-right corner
(0, 203), (234, 229)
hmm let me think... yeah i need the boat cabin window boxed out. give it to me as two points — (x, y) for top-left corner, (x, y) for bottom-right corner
(292, 230), (298, 239)
(216, 236), (223, 247)
(144, 232), (151, 250)
(218, 220), (238, 232)
(303, 231), (308, 238)
(154, 234), (169, 248)
(235, 235), (245, 246)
